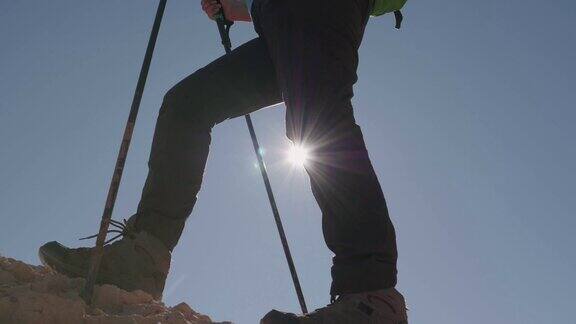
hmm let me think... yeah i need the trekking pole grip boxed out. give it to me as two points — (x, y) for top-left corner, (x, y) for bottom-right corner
(214, 1), (234, 53)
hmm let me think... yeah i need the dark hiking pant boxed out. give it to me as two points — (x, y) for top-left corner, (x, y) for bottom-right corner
(131, 0), (398, 296)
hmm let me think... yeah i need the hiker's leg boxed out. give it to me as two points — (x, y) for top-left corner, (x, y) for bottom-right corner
(253, 0), (398, 295)
(132, 37), (282, 250)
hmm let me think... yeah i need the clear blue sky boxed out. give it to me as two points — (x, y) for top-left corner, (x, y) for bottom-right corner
(1, 1), (575, 323)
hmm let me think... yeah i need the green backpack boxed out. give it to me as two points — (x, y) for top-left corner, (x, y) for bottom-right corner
(371, 0), (407, 29)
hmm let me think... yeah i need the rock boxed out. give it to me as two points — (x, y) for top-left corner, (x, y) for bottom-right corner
(0, 258), (39, 283)
(172, 302), (214, 323)
(0, 255), (231, 324)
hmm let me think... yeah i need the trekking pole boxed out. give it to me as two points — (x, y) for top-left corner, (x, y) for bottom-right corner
(81, 0), (167, 304)
(214, 9), (308, 315)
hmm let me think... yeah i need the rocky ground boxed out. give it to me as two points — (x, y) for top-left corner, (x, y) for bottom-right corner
(0, 255), (232, 324)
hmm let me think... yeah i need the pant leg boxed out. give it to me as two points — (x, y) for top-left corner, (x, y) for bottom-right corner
(131, 38), (282, 251)
(252, 0), (398, 295)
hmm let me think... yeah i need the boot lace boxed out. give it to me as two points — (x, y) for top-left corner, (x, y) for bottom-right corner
(79, 218), (135, 245)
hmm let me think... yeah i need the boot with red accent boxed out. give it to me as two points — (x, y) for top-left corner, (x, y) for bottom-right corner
(261, 288), (408, 324)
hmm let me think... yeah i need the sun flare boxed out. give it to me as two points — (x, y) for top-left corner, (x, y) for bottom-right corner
(287, 144), (310, 168)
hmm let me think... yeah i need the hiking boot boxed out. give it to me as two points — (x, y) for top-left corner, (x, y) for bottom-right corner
(261, 288), (408, 324)
(38, 230), (171, 300)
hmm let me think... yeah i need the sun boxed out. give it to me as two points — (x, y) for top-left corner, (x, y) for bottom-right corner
(287, 144), (310, 168)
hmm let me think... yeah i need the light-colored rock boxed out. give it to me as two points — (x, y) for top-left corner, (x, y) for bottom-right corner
(172, 302), (216, 323)
(0, 255), (231, 324)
